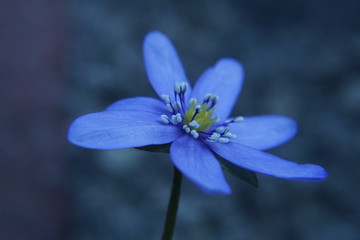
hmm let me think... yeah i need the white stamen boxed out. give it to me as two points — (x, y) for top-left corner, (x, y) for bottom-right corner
(171, 115), (178, 124)
(160, 115), (169, 124)
(166, 103), (173, 113)
(185, 126), (191, 133)
(211, 95), (219, 104)
(189, 98), (197, 105)
(218, 137), (230, 143)
(234, 116), (244, 123)
(176, 113), (182, 123)
(210, 132), (220, 140)
(189, 120), (199, 129)
(182, 125), (191, 133)
(204, 93), (212, 101)
(161, 95), (171, 104)
(176, 101), (182, 110)
(223, 132), (237, 138)
(174, 82), (181, 93)
(190, 129), (199, 139)
(205, 138), (216, 142)
(215, 127), (225, 133)
(161, 85), (241, 143)
(181, 82), (188, 92)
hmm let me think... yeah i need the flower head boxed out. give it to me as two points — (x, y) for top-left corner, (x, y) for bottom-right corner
(68, 31), (328, 194)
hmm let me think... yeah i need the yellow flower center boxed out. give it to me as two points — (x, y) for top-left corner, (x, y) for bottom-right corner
(184, 101), (218, 132)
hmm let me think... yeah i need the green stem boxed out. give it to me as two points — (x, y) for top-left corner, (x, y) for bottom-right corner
(161, 167), (182, 240)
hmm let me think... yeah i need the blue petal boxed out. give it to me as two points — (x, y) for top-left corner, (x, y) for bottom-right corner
(208, 141), (328, 181)
(105, 97), (166, 114)
(68, 110), (182, 150)
(192, 58), (244, 120)
(143, 31), (192, 101)
(170, 135), (231, 194)
(230, 115), (297, 150)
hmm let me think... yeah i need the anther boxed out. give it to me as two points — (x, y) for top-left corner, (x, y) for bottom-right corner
(160, 115), (170, 124)
(189, 98), (197, 105)
(211, 95), (219, 104)
(171, 115), (177, 124)
(161, 95), (171, 104)
(174, 82), (182, 94)
(189, 120), (199, 129)
(218, 137), (230, 143)
(176, 101), (182, 110)
(223, 132), (237, 139)
(190, 129), (199, 139)
(176, 113), (182, 123)
(205, 138), (216, 142)
(234, 116), (244, 123)
(203, 93), (212, 102)
(215, 127), (225, 133)
(210, 132), (221, 141)
(206, 94), (219, 110)
(183, 125), (191, 133)
(180, 82), (188, 92)
(166, 103), (174, 113)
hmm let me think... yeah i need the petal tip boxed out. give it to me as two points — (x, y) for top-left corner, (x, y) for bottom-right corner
(305, 164), (328, 180)
(287, 164), (329, 182)
(144, 31), (169, 47)
(217, 57), (244, 67)
(215, 58), (244, 76)
(308, 165), (329, 181)
(199, 183), (232, 195)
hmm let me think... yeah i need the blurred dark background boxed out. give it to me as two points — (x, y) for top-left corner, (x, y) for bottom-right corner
(1, 0), (360, 239)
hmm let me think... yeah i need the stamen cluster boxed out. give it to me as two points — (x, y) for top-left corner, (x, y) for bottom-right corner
(160, 82), (188, 125)
(160, 82), (243, 143)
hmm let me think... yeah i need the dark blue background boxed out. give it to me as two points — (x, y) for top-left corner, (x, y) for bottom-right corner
(1, 0), (359, 239)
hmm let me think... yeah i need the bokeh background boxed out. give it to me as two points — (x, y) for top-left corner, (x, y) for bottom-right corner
(1, 0), (360, 239)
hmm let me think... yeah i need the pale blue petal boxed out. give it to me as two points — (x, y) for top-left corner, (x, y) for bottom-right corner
(143, 31), (192, 101)
(208, 141), (328, 181)
(230, 115), (297, 150)
(170, 135), (231, 194)
(192, 58), (244, 120)
(105, 97), (166, 114)
(68, 110), (182, 150)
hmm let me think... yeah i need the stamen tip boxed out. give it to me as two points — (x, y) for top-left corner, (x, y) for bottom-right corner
(166, 103), (173, 113)
(216, 127), (225, 132)
(218, 137), (230, 143)
(176, 113), (182, 123)
(160, 115), (170, 124)
(171, 115), (179, 125)
(161, 94), (171, 104)
(174, 82), (181, 93)
(234, 116), (244, 123)
(212, 95), (219, 103)
(190, 129), (199, 139)
(181, 82), (188, 92)
(189, 98), (197, 105)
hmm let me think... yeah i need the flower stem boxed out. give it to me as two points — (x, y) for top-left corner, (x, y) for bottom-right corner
(161, 166), (182, 240)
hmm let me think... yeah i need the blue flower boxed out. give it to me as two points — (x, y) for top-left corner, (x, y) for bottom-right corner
(68, 31), (328, 194)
